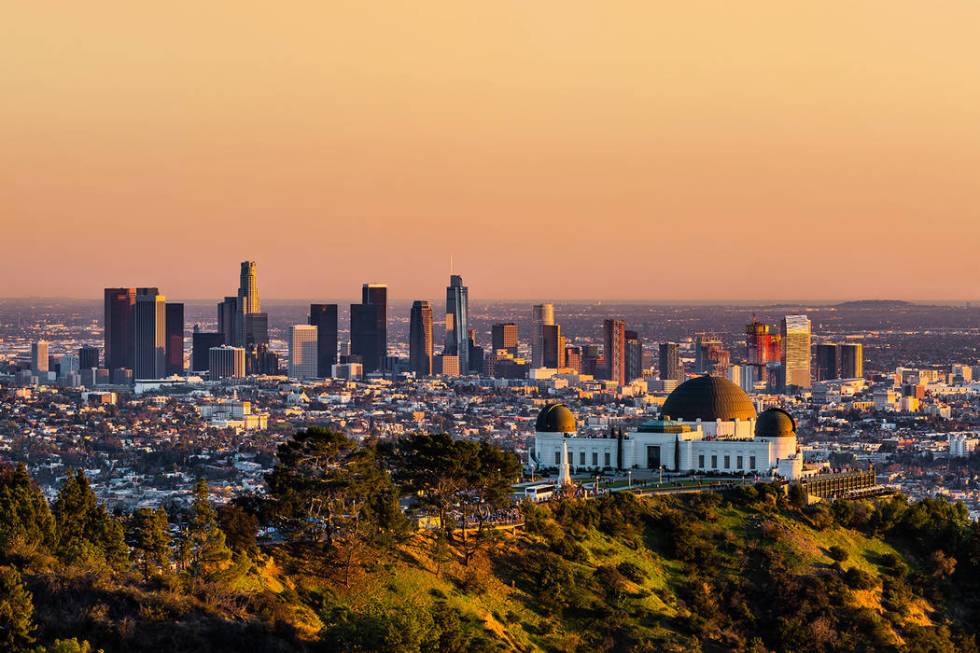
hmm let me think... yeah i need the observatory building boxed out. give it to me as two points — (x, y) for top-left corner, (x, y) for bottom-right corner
(533, 376), (804, 479)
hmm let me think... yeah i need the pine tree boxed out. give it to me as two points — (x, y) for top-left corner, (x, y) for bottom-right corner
(188, 480), (231, 578)
(0, 464), (56, 556)
(0, 567), (35, 651)
(52, 469), (129, 571)
(129, 508), (172, 579)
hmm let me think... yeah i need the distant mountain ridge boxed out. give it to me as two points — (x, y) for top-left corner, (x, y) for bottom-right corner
(835, 299), (915, 308)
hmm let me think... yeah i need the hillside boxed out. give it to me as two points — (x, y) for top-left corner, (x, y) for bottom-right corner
(7, 487), (980, 652)
(2, 429), (980, 652)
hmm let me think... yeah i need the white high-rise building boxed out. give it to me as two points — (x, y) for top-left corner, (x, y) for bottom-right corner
(288, 325), (318, 379)
(531, 303), (555, 368)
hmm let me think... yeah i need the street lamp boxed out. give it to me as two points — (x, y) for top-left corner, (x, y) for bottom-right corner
(627, 469), (632, 489)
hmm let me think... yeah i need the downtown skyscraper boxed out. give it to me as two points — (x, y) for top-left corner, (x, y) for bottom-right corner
(603, 318), (626, 386)
(165, 302), (184, 375)
(351, 283), (387, 373)
(309, 304), (339, 378)
(409, 300), (433, 377)
(658, 342), (682, 381)
(531, 304), (554, 368)
(781, 314), (811, 389)
(134, 288), (166, 379)
(444, 275), (469, 374)
(217, 261), (272, 374)
(104, 287), (137, 371)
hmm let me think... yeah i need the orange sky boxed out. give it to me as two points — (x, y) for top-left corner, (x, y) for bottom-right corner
(2, 1), (978, 301)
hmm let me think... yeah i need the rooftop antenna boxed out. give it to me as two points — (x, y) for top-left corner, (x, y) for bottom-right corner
(450, 255), (454, 276)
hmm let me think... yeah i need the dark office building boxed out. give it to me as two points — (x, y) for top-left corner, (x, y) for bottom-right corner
(467, 328), (484, 374)
(815, 343), (841, 381)
(541, 324), (565, 369)
(491, 322), (519, 357)
(351, 284), (387, 373)
(839, 343), (863, 379)
(409, 300), (433, 377)
(192, 328), (224, 372)
(104, 287), (136, 371)
(310, 303), (339, 377)
(658, 342), (682, 381)
(603, 319), (626, 385)
(217, 296), (239, 347)
(625, 330), (643, 382)
(165, 302), (184, 375)
(78, 346), (100, 371)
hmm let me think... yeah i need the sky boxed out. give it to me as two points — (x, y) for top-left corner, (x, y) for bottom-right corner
(2, 1), (979, 302)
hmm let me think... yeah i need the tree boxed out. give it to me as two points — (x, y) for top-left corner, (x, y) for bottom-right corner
(216, 504), (258, 557)
(382, 433), (521, 565)
(0, 464), (56, 557)
(128, 507), (171, 579)
(52, 469), (129, 571)
(0, 567), (35, 651)
(187, 480), (232, 578)
(266, 428), (409, 586)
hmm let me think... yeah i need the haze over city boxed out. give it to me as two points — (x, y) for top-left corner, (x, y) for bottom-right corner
(3, 2), (979, 301)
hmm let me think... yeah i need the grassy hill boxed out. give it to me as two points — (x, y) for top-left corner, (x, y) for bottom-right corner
(15, 483), (979, 652)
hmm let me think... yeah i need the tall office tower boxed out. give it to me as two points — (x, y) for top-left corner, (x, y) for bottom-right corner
(409, 300), (433, 377)
(491, 322), (518, 357)
(165, 302), (185, 375)
(444, 275), (469, 374)
(104, 287), (136, 370)
(694, 333), (729, 376)
(31, 341), (49, 377)
(781, 314), (811, 389)
(217, 296), (239, 346)
(815, 344), (841, 381)
(603, 319), (626, 385)
(236, 260), (261, 346)
(541, 324), (566, 369)
(288, 324), (318, 379)
(658, 342), (682, 381)
(745, 320), (781, 366)
(531, 304), (555, 367)
(309, 304), (339, 377)
(625, 330), (643, 382)
(209, 345), (245, 379)
(351, 283), (387, 372)
(78, 346), (100, 371)
(839, 343), (864, 379)
(134, 289), (166, 379)
(192, 327), (224, 372)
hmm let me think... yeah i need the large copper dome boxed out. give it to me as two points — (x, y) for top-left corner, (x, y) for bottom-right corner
(535, 403), (576, 433)
(661, 375), (757, 422)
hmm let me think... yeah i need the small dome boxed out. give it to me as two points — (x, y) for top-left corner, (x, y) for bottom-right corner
(661, 375), (757, 422)
(535, 403), (576, 433)
(755, 408), (796, 438)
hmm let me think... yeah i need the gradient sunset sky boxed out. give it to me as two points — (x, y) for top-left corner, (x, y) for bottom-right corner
(2, 2), (978, 301)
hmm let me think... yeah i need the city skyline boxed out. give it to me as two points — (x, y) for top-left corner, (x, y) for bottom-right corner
(3, 2), (979, 301)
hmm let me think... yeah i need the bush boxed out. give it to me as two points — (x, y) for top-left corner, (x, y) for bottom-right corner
(616, 561), (647, 584)
(843, 567), (876, 590)
(827, 545), (849, 562)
